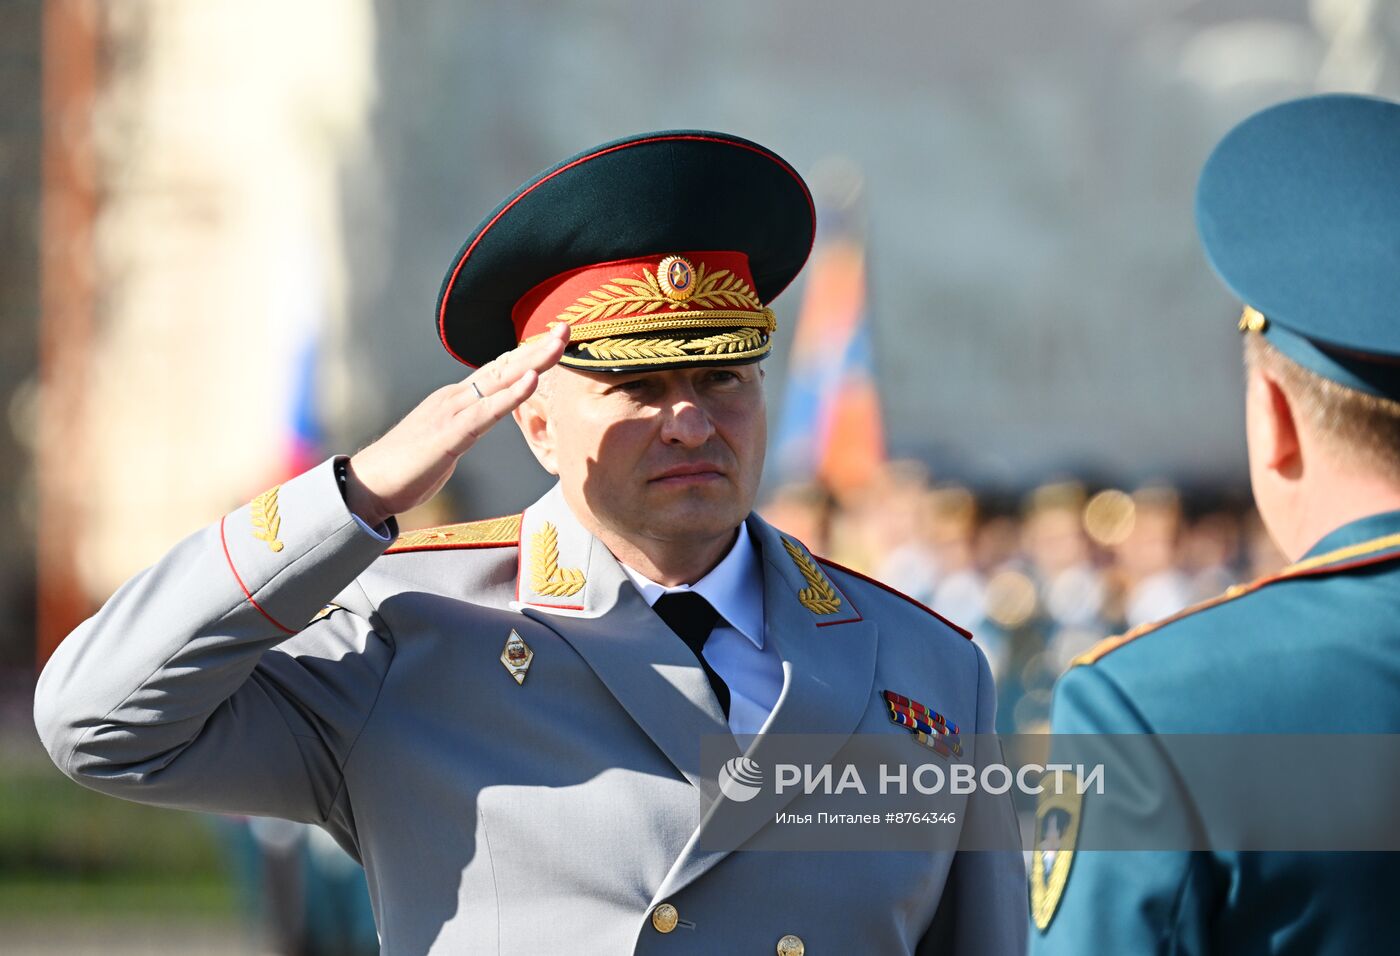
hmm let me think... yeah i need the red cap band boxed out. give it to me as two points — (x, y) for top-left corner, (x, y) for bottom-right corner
(511, 250), (763, 343)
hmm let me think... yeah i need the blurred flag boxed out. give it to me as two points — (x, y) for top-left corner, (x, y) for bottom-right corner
(269, 236), (331, 484)
(282, 335), (325, 476)
(774, 162), (886, 496)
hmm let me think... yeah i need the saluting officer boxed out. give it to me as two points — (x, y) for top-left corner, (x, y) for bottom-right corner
(36, 130), (1025, 955)
(1030, 94), (1400, 954)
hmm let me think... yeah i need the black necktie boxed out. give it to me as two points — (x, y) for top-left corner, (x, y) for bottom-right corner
(652, 591), (731, 718)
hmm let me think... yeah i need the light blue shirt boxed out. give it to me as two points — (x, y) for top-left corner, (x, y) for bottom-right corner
(619, 522), (785, 737)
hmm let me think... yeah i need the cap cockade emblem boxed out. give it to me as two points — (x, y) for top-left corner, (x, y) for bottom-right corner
(657, 255), (696, 302)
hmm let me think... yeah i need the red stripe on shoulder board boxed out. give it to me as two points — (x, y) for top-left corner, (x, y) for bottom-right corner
(816, 557), (973, 640)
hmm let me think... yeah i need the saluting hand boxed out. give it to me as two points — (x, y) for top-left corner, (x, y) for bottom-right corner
(343, 323), (570, 528)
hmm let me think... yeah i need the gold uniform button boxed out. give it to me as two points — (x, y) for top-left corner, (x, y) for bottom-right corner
(651, 903), (679, 933)
(776, 934), (805, 956)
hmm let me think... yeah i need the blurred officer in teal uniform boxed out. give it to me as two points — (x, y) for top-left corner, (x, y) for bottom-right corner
(1030, 93), (1400, 953)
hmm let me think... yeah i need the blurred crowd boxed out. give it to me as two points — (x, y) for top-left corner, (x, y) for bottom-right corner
(759, 462), (1287, 734)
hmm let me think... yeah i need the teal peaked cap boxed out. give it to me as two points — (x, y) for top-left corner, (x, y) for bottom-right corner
(1196, 93), (1400, 398)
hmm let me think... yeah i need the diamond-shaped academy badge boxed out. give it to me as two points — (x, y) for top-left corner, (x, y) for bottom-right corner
(500, 630), (533, 685)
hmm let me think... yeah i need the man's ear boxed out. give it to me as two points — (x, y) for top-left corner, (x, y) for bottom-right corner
(1252, 365), (1302, 478)
(513, 394), (559, 476)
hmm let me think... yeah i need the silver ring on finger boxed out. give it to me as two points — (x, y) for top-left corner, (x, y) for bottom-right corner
(471, 381), (484, 400)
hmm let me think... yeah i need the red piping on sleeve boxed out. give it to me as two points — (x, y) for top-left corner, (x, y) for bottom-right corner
(220, 515), (295, 635)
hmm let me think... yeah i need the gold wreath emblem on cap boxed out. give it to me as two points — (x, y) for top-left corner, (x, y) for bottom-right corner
(657, 255), (696, 303)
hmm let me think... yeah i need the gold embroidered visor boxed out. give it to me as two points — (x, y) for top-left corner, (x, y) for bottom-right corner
(514, 251), (777, 370)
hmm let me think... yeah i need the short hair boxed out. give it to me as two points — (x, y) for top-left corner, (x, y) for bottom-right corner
(1244, 332), (1400, 477)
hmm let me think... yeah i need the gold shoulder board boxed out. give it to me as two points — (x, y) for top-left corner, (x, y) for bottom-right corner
(386, 513), (523, 554)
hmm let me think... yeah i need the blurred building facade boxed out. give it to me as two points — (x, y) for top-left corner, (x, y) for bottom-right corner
(11, 0), (1400, 657)
(27, 0), (375, 662)
(80, 0), (374, 598)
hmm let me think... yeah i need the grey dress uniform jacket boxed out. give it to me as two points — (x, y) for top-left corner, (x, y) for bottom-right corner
(34, 458), (1026, 955)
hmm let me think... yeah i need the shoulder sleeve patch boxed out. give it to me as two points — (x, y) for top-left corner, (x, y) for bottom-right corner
(815, 557), (973, 641)
(386, 513), (522, 554)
